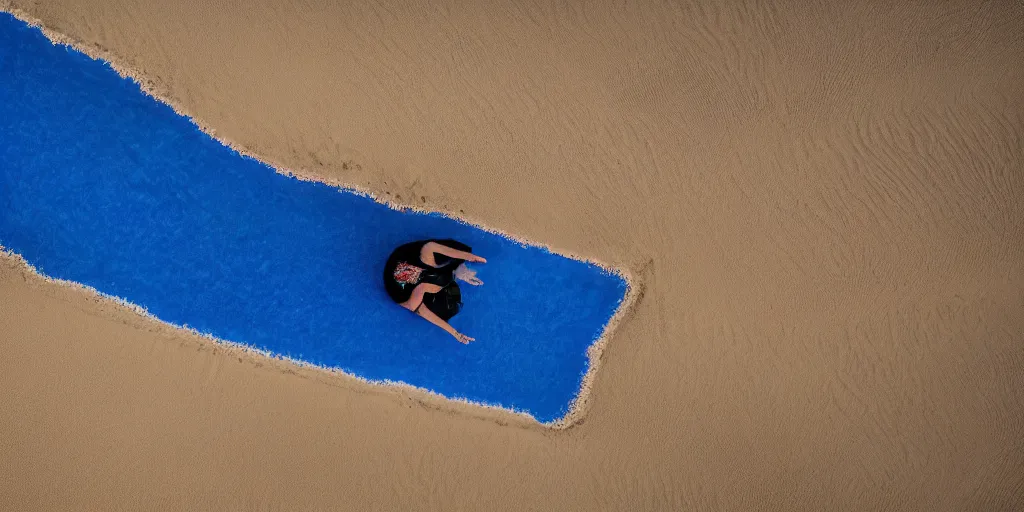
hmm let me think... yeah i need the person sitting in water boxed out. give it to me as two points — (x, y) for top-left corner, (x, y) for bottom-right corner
(383, 239), (485, 344)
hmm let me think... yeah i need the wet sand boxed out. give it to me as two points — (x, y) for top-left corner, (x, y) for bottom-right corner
(1, 0), (1023, 510)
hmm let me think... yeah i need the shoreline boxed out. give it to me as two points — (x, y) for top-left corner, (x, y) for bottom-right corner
(3, 0), (1021, 508)
(0, 8), (638, 427)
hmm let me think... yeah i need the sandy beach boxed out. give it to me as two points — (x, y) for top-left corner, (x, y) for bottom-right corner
(2, 0), (1022, 510)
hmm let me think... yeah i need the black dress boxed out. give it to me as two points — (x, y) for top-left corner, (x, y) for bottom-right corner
(383, 239), (472, 321)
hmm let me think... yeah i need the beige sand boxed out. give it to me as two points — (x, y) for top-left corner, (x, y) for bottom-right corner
(2, 0), (1023, 510)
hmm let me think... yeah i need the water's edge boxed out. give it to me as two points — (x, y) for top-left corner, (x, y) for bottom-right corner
(0, 8), (640, 429)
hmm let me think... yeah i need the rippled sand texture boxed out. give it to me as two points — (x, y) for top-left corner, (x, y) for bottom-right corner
(1, 0), (1022, 510)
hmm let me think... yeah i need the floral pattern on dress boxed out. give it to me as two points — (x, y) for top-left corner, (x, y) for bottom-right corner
(393, 261), (423, 287)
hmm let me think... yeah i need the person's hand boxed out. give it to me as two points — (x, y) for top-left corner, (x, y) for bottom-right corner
(453, 332), (475, 344)
(468, 254), (487, 264)
(455, 264), (483, 286)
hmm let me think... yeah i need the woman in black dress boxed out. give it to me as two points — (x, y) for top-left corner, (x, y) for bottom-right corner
(383, 239), (485, 344)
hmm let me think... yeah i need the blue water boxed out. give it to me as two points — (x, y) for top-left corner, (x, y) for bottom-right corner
(0, 14), (626, 423)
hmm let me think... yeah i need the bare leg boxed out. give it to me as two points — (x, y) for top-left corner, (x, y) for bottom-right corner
(421, 241), (486, 267)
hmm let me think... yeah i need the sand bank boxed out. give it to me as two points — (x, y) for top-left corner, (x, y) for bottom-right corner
(1, 0), (1022, 510)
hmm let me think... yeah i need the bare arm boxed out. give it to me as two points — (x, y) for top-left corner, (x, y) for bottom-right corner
(400, 283), (474, 343)
(415, 303), (473, 344)
(421, 241), (486, 266)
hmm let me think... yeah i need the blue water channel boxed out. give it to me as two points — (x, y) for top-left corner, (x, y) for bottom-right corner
(0, 13), (627, 423)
